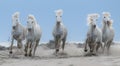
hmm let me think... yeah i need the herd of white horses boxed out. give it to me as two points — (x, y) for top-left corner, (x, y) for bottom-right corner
(9, 9), (114, 57)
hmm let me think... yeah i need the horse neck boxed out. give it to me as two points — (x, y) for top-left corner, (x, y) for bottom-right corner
(102, 24), (109, 34)
(89, 26), (99, 38)
(89, 26), (95, 32)
(56, 22), (62, 28)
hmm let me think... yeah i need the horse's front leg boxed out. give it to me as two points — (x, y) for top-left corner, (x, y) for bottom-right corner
(84, 39), (88, 52)
(17, 40), (23, 49)
(96, 42), (101, 52)
(93, 42), (98, 55)
(62, 38), (66, 51)
(103, 41), (107, 53)
(107, 40), (112, 55)
(24, 41), (29, 56)
(29, 41), (33, 57)
(99, 42), (104, 53)
(9, 37), (14, 54)
(33, 40), (39, 57)
(55, 38), (59, 54)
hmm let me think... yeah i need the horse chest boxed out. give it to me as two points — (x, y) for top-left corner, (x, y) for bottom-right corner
(13, 35), (20, 40)
(12, 31), (22, 39)
(55, 28), (63, 35)
(26, 32), (34, 40)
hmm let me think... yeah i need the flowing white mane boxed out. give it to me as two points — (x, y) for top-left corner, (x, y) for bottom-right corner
(102, 12), (111, 18)
(28, 14), (38, 24)
(87, 13), (99, 25)
(12, 12), (20, 18)
(108, 19), (113, 27)
(55, 9), (63, 16)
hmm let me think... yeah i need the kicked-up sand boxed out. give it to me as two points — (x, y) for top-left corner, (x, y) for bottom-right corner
(0, 43), (120, 66)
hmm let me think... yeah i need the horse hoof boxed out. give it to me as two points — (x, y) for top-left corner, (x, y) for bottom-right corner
(24, 54), (27, 56)
(9, 51), (13, 54)
(84, 49), (88, 52)
(29, 54), (32, 57)
(92, 53), (97, 56)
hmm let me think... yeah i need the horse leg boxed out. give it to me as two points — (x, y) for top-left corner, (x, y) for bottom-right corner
(62, 38), (66, 51)
(9, 38), (14, 54)
(24, 41), (29, 56)
(55, 36), (59, 54)
(107, 40), (112, 55)
(96, 42), (100, 52)
(89, 42), (94, 53)
(29, 41), (33, 57)
(17, 40), (23, 53)
(100, 42), (104, 53)
(92, 43), (96, 54)
(19, 41), (24, 54)
(103, 42), (107, 53)
(17, 40), (22, 49)
(33, 40), (39, 56)
(84, 39), (88, 52)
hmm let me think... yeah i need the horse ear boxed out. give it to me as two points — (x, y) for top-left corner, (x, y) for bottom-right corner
(14, 12), (20, 18)
(12, 12), (20, 19)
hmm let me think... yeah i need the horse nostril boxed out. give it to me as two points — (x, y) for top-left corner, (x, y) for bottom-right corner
(13, 26), (15, 29)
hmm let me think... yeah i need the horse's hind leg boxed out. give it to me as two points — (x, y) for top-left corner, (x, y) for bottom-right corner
(9, 38), (14, 54)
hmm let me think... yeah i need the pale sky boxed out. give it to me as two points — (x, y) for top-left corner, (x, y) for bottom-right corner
(0, 0), (120, 42)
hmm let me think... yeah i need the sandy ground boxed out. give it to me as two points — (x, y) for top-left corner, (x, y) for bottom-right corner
(0, 44), (120, 66)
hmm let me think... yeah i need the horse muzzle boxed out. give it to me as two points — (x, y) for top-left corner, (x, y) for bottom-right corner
(28, 28), (32, 31)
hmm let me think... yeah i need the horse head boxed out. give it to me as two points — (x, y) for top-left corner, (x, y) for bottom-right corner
(55, 9), (63, 26)
(12, 12), (20, 30)
(27, 14), (37, 32)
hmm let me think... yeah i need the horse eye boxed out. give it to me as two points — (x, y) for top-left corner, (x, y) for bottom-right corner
(60, 16), (62, 17)
(104, 17), (106, 18)
(56, 16), (57, 17)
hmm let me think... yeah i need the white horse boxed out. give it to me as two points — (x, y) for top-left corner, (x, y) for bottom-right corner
(84, 13), (103, 55)
(52, 9), (67, 54)
(102, 12), (114, 54)
(10, 12), (26, 54)
(25, 14), (42, 56)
